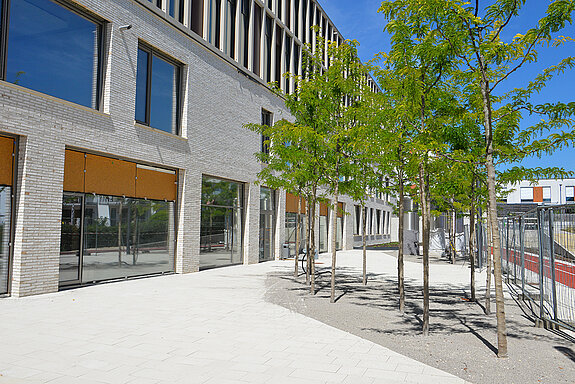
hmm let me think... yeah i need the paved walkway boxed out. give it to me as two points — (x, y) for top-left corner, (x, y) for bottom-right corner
(0, 259), (468, 384)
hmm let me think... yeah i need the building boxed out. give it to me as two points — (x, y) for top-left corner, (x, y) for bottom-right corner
(0, 0), (392, 297)
(504, 179), (575, 205)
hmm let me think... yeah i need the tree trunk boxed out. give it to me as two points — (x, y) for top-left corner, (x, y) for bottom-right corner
(306, 199), (311, 286)
(294, 196), (301, 277)
(469, 182), (476, 302)
(398, 169), (405, 313)
(330, 189), (339, 302)
(485, 210), (492, 315)
(480, 74), (508, 358)
(419, 160), (430, 336)
(310, 188), (317, 295)
(362, 203), (367, 285)
(450, 209), (456, 264)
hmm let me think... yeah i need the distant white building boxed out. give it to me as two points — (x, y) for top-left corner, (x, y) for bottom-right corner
(504, 179), (575, 205)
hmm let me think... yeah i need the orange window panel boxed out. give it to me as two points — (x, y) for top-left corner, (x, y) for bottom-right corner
(319, 202), (328, 217)
(533, 186), (543, 203)
(337, 202), (344, 218)
(286, 193), (307, 214)
(0, 136), (14, 186)
(135, 166), (177, 201)
(63, 150), (85, 192)
(85, 154), (136, 197)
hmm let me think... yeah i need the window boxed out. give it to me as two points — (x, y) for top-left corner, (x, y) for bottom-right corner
(135, 44), (181, 135)
(520, 187), (533, 203)
(354, 205), (361, 235)
(376, 210), (381, 234)
(285, 36), (292, 93)
(259, 187), (275, 261)
(542, 186), (551, 203)
(1, 0), (104, 109)
(252, 3), (262, 76)
(200, 176), (244, 270)
(566, 186), (574, 202)
(191, 0), (204, 36)
(261, 109), (272, 156)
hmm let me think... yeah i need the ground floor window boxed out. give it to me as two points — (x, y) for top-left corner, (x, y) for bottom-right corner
(259, 187), (275, 262)
(336, 203), (344, 250)
(0, 186), (11, 294)
(60, 150), (178, 286)
(285, 212), (306, 256)
(60, 194), (175, 284)
(200, 176), (244, 269)
(319, 215), (328, 253)
(0, 135), (15, 295)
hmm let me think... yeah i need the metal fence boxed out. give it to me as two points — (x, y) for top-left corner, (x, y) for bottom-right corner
(499, 205), (575, 331)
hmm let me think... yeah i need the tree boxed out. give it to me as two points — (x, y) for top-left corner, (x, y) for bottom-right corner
(379, 0), (575, 357)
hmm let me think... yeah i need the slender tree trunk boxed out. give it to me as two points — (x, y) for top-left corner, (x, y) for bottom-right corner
(419, 160), (431, 336)
(480, 74), (508, 358)
(485, 210), (492, 315)
(469, 182), (476, 302)
(310, 187), (317, 295)
(450, 209), (456, 264)
(330, 188), (339, 302)
(362, 203), (367, 285)
(398, 168), (405, 313)
(306, 199), (311, 285)
(294, 196), (301, 277)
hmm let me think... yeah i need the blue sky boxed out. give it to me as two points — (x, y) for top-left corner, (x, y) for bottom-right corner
(318, 0), (575, 174)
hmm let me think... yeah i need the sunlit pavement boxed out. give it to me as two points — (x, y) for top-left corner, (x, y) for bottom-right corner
(0, 252), (469, 384)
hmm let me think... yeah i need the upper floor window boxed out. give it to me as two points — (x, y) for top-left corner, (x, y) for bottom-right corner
(261, 109), (272, 156)
(520, 187), (533, 203)
(135, 44), (182, 135)
(1, 0), (104, 109)
(566, 186), (574, 202)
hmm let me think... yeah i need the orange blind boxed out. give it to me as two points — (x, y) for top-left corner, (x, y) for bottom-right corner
(319, 202), (328, 216)
(136, 166), (177, 201)
(85, 154), (136, 197)
(63, 150), (85, 192)
(0, 136), (14, 186)
(337, 202), (344, 218)
(286, 193), (307, 214)
(533, 187), (543, 203)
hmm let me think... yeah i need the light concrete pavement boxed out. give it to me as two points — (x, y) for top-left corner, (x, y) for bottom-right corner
(0, 256), (469, 384)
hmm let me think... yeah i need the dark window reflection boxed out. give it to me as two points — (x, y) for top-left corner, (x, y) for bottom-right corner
(135, 49), (149, 123)
(6, 0), (101, 108)
(0, 186), (11, 294)
(135, 46), (180, 135)
(200, 176), (243, 269)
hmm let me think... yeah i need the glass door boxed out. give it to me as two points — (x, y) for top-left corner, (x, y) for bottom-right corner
(59, 193), (84, 285)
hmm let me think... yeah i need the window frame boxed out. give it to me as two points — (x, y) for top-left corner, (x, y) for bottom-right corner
(135, 42), (183, 135)
(0, 0), (106, 110)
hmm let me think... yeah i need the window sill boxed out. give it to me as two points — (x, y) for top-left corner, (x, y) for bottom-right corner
(0, 80), (109, 117)
(134, 122), (188, 141)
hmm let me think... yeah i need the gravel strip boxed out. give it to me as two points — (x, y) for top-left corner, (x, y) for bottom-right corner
(265, 255), (575, 384)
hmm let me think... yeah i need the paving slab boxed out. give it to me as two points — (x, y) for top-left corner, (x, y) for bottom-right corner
(0, 261), (469, 384)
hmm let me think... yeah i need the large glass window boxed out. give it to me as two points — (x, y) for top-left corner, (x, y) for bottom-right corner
(200, 176), (244, 269)
(135, 45), (181, 135)
(259, 187), (275, 262)
(60, 193), (175, 285)
(2, 0), (103, 109)
(285, 212), (305, 256)
(0, 186), (11, 294)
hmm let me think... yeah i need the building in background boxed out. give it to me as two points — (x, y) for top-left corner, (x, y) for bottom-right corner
(0, 0), (390, 297)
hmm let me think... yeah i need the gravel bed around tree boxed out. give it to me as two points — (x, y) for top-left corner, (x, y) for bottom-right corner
(265, 260), (575, 384)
